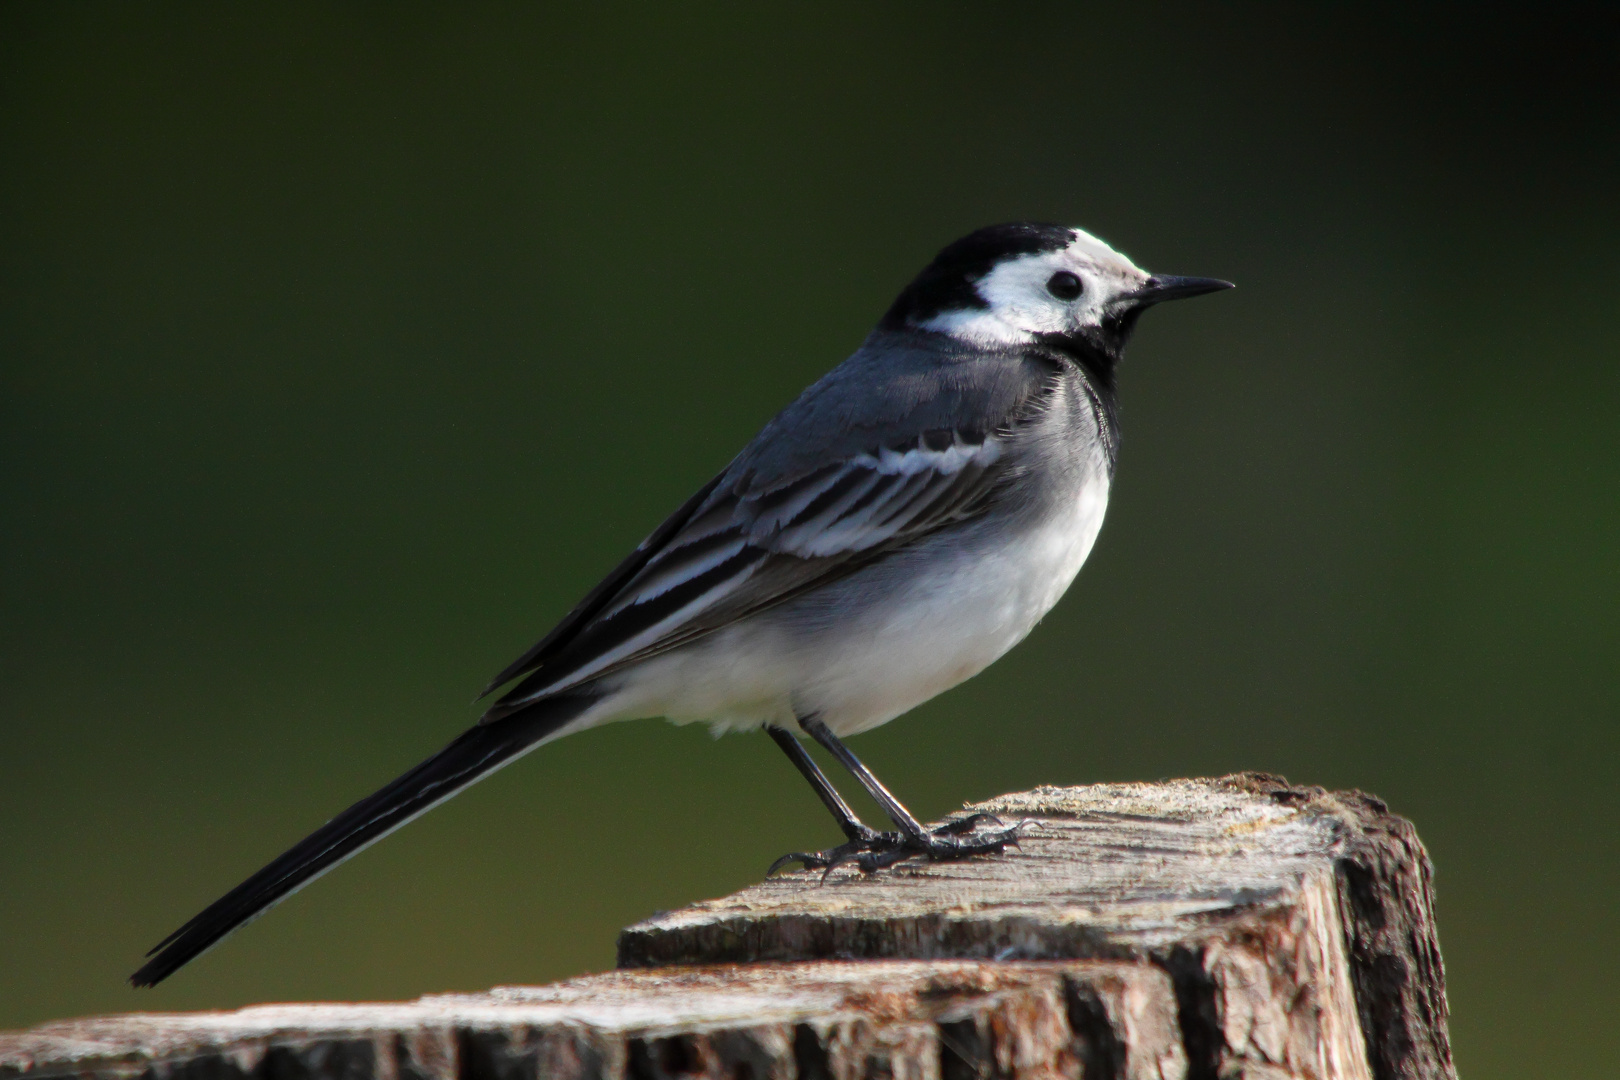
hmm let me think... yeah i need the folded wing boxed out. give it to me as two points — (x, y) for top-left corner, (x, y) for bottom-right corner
(482, 425), (1019, 718)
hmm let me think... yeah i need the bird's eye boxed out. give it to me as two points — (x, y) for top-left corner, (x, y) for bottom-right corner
(1046, 271), (1084, 301)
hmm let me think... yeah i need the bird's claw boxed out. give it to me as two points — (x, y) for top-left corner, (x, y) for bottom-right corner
(767, 817), (1027, 879)
(767, 849), (836, 876)
(933, 810), (1004, 835)
(766, 829), (904, 877)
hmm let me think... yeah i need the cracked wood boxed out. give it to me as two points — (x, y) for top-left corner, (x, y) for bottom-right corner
(1, 775), (1454, 1080)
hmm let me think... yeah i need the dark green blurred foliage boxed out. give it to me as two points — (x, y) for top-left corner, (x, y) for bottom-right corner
(1, 6), (1616, 1077)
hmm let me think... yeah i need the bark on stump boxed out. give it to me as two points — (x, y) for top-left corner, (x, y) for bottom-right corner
(0, 774), (1455, 1080)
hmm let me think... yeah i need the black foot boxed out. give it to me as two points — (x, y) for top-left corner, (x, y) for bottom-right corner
(768, 813), (1026, 877)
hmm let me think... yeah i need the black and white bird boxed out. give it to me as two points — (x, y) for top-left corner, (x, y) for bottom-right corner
(131, 222), (1230, 987)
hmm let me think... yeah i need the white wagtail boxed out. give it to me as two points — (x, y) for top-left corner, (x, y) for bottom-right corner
(132, 223), (1230, 986)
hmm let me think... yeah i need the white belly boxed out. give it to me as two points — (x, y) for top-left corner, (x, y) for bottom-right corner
(587, 468), (1111, 739)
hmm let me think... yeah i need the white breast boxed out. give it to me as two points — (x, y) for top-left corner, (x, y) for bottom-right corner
(595, 466), (1112, 739)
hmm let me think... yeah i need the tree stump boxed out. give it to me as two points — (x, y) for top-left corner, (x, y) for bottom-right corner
(0, 774), (1455, 1080)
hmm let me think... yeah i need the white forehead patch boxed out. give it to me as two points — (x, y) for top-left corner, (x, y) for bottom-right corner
(1065, 226), (1127, 262)
(918, 228), (1149, 346)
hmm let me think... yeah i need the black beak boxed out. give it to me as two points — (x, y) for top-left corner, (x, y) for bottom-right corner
(1118, 275), (1234, 309)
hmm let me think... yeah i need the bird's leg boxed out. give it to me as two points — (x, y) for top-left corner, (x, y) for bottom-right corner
(797, 716), (929, 841)
(766, 726), (880, 843)
(792, 715), (1024, 872)
(766, 725), (899, 875)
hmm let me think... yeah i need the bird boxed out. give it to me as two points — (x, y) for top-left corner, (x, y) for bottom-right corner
(130, 222), (1231, 987)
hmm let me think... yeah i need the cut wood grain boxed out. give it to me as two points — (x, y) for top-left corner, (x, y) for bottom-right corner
(0, 775), (1454, 1080)
(0, 962), (1182, 1080)
(621, 774), (1453, 1080)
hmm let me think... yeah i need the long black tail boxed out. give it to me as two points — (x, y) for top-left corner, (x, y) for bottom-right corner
(130, 695), (595, 987)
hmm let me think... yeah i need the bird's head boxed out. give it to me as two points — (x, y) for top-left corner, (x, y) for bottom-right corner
(881, 222), (1231, 370)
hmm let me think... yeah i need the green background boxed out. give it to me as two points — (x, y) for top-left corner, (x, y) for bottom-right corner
(3, 6), (1616, 1076)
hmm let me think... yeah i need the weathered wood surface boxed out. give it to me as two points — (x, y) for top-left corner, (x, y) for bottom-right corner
(0, 962), (1184, 1080)
(0, 774), (1455, 1080)
(622, 774), (1453, 1080)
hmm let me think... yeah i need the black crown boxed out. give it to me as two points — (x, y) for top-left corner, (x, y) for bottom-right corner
(880, 222), (1076, 330)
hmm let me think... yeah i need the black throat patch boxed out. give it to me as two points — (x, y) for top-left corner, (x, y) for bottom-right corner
(1032, 330), (1125, 472)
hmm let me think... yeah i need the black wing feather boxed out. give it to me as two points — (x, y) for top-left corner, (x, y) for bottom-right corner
(478, 472), (727, 697)
(482, 442), (1021, 719)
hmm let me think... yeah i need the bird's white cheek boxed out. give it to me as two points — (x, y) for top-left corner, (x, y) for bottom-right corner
(916, 308), (1033, 346)
(1023, 302), (1073, 336)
